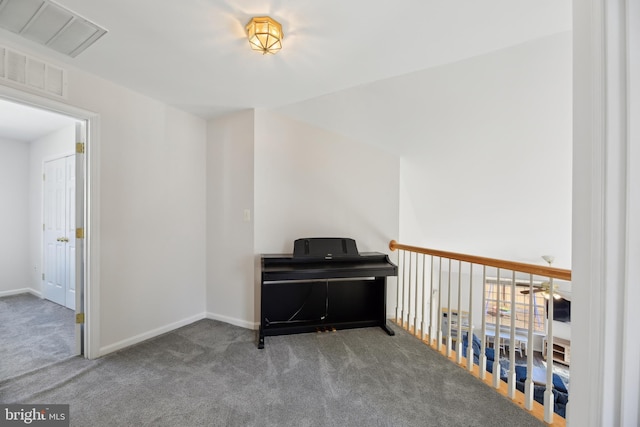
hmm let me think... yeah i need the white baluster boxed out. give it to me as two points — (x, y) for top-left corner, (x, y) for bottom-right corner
(493, 269), (502, 389)
(467, 264), (474, 372)
(508, 270), (516, 399)
(396, 250), (403, 323)
(436, 257), (443, 352)
(429, 256), (435, 347)
(524, 274), (534, 410)
(401, 251), (406, 327)
(414, 253), (419, 337)
(479, 266), (487, 380)
(446, 258), (453, 357)
(407, 251), (413, 332)
(544, 277), (555, 423)
(421, 254), (426, 341)
(456, 260), (463, 364)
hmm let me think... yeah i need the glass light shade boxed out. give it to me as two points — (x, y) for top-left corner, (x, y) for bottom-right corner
(246, 16), (283, 55)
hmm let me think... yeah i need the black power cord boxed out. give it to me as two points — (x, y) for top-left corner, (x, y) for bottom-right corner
(265, 280), (329, 326)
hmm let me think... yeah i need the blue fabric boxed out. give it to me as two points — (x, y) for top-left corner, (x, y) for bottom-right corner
(460, 333), (494, 366)
(553, 389), (568, 418)
(512, 365), (568, 394)
(552, 373), (568, 393)
(485, 347), (495, 362)
(471, 333), (482, 356)
(511, 365), (569, 417)
(487, 360), (493, 374)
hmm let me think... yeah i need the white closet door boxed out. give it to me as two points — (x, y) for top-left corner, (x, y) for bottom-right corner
(43, 154), (75, 309)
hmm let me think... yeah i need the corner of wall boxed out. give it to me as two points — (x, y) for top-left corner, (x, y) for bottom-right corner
(205, 109), (256, 326)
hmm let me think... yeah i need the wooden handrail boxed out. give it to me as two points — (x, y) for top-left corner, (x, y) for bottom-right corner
(389, 240), (571, 281)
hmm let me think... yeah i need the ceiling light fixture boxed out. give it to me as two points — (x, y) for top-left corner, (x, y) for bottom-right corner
(245, 16), (283, 55)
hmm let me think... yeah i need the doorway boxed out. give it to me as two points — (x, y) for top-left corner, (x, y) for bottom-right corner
(0, 95), (90, 359)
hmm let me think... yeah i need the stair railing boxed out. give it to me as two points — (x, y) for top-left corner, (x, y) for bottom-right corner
(389, 240), (571, 426)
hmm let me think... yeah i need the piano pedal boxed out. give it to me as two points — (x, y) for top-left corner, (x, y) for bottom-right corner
(331, 327), (337, 332)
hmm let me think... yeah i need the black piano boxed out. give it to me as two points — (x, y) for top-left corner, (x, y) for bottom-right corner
(259, 237), (397, 348)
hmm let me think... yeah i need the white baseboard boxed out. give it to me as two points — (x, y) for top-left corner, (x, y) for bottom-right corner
(206, 312), (259, 330)
(98, 312), (207, 357)
(0, 288), (42, 298)
(97, 312), (259, 357)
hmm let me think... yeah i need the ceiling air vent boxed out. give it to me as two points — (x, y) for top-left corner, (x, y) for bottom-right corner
(0, 45), (67, 97)
(0, 0), (107, 58)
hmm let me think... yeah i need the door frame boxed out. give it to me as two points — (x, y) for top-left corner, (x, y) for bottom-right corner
(0, 84), (101, 359)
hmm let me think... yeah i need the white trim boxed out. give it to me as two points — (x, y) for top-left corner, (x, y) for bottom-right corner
(0, 288), (41, 298)
(0, 84), (90, 120)
(206, 312), (259, 330)
(620, 1), (640, 424)
(571, 0), (607, 425)
(98, 313), (207, 356)
(600, 2), (628, 425)
(571, 0), (640, 425)
(41, 150), (75, 164)
(85, 114), (100, 359)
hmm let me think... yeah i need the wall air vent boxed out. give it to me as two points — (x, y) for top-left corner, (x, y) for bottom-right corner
(0, 0), (107, 58)
(0, 45), (67, 97)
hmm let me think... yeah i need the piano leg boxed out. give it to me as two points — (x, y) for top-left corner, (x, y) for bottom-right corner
(258, 326), (265, 349)
(381, 321), (395, 336)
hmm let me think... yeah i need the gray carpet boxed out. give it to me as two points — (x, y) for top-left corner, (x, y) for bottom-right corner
(1, 318), (544, 426)
(0, 293), (75, 381)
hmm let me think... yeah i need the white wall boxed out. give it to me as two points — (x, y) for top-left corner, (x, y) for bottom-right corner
(399, 32), (572, 269)
(254, 111), (400, 255)
(206, 110), (256, 328)
(391, 33), (574, 349)
(0, 138), (30, 295)
(85, 90), (207, 354)
(254, 110), (400, 314)
(205, 110), (400, 327)
(28, 124), (76, 295)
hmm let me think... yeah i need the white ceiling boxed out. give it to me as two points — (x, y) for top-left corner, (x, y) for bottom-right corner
(0, 0), (571, 140)
(0, 98), (77, 142)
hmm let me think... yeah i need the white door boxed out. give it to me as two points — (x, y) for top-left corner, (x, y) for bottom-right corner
(43, 154), (75, 309)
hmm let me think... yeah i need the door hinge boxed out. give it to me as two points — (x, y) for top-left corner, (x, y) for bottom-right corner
(76, 142), (85, 154)
(42, 273), (44, 280)
(76, 228), (84, 239)
(76, 313), (85, 324)
(43, 173), (45, 181)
